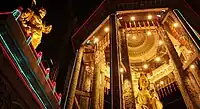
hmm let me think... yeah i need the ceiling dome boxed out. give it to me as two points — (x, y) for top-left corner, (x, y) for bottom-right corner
(127, 30), (158, 63)
(127, 33), (146, 47)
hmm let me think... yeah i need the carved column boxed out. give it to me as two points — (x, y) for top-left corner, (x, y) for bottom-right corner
(91, 50), (102, 109)
(120, 29), (136, 109)
(110, 13), (123, 109)
(189, 64), (200, 88)
(66, 46), (84, 109)
(187, 71), (200, 108)
(80, 65), (93, 109)
(159, 24), (196, 109)
(99, 70), (105, 109)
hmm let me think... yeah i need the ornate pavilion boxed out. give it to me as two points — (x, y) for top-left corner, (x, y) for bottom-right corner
(0, 0), (199, 109)
(63, 0), (200, 109)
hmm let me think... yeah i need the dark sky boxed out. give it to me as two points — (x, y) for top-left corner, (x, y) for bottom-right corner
(0, 0), (199, 93)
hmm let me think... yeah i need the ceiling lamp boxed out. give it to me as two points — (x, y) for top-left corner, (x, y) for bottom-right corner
(94, 38), (99, 43)
(147, 31), (152, 36)
(104, 27), (109, 32)
(147, 15), (152, 20)
(120, 68), (124, 73)
(184, 60), (187, 63)
(119, 17), (123, 20)
(157, 15), (161, 17)
(161, 10), (166, 12)
(130, 16), (135, 21)
(143, 64), (148, 69)
(173, 23), (179, 28)
(190, 64), (195, 69)
(132, 36), (136, 39)
(158, 40), (163, 45)
(187, 50), (192, 54)
(160, 81), (164, 85)
(155, 57), (161, 62)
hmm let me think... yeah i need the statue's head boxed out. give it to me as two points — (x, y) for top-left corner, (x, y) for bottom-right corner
(138, 73), (150, 90)
(38, 7), (46, 18)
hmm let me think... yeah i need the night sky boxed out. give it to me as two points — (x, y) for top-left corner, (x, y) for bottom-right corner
(0, 0), (199, 94)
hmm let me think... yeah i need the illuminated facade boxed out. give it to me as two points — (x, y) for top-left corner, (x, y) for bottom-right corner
(64, 0), (200, 109)
(0, 8), (60, 109)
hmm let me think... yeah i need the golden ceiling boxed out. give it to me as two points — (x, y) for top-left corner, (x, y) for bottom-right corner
(127, 29), (159, 63)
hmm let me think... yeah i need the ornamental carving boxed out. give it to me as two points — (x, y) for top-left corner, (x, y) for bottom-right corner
(0, 74), (26, 109)
(184, 72), (200, 108)
(123, 79), (135, 109)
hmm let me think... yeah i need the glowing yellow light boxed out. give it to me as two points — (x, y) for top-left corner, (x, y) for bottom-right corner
(184, 60), (187, 63)
(147, 31), (152, 36)
(162, 10), (166, 12)
(120, 68), (124, 73)
(173, 23), (178, 27)
(104, 27), (109, 32)
(160, 81), (164, 85)
(157, 15), (161, 17)
(130, 16), (135, 21)
(119, 17), (123, 20)
(143, 64), (148, 69)
(147, 15), (152, 20)
(94, 38), (99, 43)
(190, 64), (195, 69)
(127, 33), (130, 36)
(155, 57), (161, 62)
(188, 50), (192, 54)
(132, 36), (136, 39)
(91, 67), (94, 70)
(158, 40), (163, 45)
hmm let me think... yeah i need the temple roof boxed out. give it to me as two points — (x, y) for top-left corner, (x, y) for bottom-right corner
(71, 0), (200, 51)
(71, 0), (169, 50)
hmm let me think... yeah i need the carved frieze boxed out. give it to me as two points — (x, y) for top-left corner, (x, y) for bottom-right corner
(0, 74), (27, 109)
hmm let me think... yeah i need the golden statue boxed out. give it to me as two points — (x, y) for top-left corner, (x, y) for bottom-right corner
(136, 73), (163, 109)
(19, 5), (52, 49)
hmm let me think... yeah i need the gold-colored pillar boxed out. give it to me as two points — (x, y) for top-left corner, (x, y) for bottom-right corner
(189, 63), (200, 88)
(187, 71), (200, 108)
(123, 78), (135, 109)
(121, 28), (136, 109)
(159, 24), (196, 109)
(65, 46), (84, 109)
(99, 71), (105, 109)
(91, 51), (102, 109)
(80, 65), (93, 109)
